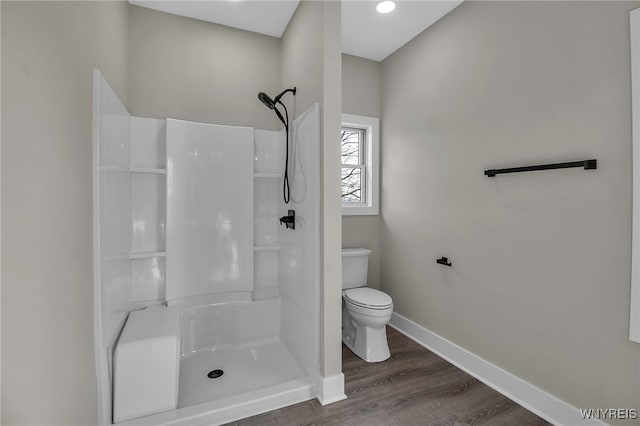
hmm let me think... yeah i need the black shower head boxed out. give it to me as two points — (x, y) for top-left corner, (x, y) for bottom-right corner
(258, 92), (276, 110)
(257, 87), (296, 205)
(259, 91), (286, 127)
(259, 87), (297, 110)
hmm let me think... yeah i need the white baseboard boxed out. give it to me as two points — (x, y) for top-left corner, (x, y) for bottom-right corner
(317, 372), (347, 406)
(389, 313), (606, 426)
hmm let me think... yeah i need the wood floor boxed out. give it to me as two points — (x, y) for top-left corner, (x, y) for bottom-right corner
(226, 327), (550, 426)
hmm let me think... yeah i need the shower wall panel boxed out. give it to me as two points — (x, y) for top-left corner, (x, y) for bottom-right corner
(95, 70), (132, 346)
(129, 117), (167, 306)
(278, 104), (320, 380)
(166, 119), (254, 302)
(254, 129), (283, 174)
(131, 117), (166, 169)
(131, 173), (165, 253)
(93, 69), (132, 426)
(253, 129), (283, 301)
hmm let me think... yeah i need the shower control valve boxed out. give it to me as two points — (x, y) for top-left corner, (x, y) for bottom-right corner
(279, 210), (295, 230)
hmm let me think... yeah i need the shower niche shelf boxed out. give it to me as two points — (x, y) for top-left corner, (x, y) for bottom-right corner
(99, 166), (166, 174)
(99, 166), (128, 173)
(254, 173), (280, 178)
(254, 244), (281, 252)
(130, 167), (166, 174)
(129, 251), (166, 260)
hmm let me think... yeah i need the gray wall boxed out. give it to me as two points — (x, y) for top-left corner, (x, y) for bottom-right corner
(281, 1), (322, 119)
(282, 0), (343, 380)
(381, 0), (640, 414)
(127, 5), (282, 130)
(341, 54), (382, 289)
(1, 1), (129, 424)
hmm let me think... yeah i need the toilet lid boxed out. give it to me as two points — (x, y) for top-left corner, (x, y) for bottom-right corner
(344, 288), (392, 309)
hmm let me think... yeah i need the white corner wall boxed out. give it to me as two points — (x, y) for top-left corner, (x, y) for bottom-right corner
(93, 69), (132, 425)
(281, 0), (343, 391)
(278, 103), (321, 383)
(381, 1), (640, 421)
(0, 3), (3, 421)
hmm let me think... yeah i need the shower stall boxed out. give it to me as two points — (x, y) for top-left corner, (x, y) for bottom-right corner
(92, 70), (320, 424)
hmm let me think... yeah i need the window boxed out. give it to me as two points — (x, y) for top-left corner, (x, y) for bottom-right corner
(341, 113), (379, 215)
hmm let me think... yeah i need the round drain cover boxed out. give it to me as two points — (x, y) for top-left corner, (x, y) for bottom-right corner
(207, 369), (224, 379)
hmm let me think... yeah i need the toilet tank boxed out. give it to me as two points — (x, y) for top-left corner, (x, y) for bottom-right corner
(342, 248), (372, 289)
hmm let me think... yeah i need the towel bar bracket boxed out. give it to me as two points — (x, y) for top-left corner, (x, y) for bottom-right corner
(436, 257), (452, 267)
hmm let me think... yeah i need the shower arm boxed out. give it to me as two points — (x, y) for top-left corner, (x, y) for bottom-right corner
(274, 88), (296, 103)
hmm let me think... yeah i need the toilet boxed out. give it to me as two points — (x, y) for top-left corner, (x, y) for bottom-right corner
(342, 248), (393, 362)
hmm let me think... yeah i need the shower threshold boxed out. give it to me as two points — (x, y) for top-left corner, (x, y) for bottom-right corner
(118, 339), (315, 426)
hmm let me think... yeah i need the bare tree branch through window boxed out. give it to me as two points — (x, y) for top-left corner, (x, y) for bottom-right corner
(341, 128), (364, 202)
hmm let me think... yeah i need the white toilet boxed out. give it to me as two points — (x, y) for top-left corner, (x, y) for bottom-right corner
(342, 248), (393, 362)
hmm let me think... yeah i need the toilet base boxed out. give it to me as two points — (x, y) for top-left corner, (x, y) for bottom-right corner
(342, 305), (391, 363)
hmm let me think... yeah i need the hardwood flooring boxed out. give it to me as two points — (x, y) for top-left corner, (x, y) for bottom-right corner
(226, 327), (550, 425)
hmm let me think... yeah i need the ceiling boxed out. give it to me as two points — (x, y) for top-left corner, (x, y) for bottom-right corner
(129, 0), (300, 38)
(129, 0), (463, 62)
(342, 1), (463, 61)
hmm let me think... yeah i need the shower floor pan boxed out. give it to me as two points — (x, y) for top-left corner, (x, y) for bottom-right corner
(120, 338), (314, 426)
(178, 338), (304, 407)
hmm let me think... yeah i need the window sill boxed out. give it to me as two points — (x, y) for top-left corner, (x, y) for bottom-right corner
(342, 205), (379, 216)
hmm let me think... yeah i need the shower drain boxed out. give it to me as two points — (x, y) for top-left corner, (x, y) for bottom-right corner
(207, 369), (224, 379)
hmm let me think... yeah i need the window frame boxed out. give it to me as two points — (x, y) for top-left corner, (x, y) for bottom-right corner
(341, 126), (366, 205)
(341, 113), (379, 216)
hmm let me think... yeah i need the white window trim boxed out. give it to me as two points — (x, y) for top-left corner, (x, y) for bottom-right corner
(341, 113), (379, 216)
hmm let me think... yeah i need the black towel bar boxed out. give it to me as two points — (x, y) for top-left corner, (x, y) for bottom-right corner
(484, 159), (597, 177)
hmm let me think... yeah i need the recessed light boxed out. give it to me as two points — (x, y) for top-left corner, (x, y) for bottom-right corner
(376, 1), (395, 14)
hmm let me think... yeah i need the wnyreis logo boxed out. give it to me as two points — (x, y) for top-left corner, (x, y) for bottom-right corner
(579, 408), (638, 420)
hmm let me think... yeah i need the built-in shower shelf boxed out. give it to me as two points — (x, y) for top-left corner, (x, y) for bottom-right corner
(254, 173), (280, 178)
(130, 167), (166, 174)
(254, 245), (281, 252)
(99, 166), (166, 174)
(99, 166), (128, 173)
(129, 251), (166, 260)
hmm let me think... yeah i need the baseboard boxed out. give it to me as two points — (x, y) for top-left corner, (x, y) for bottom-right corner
(317, 373), (347, 406)
(389, 313), (606, 426)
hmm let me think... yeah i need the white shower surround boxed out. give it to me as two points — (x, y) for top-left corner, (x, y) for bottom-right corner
(166, 119), (254, 302)
(93, 69), (321, 425)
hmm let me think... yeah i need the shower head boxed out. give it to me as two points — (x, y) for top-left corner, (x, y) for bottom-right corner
(257, 87), (297, 205)
(258, 92), (276, 110)
(258, 90), (290, 129)
(258, 87), (297, 110)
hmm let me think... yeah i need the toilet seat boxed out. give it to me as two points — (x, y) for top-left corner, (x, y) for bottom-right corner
(344, 288), (392, 310)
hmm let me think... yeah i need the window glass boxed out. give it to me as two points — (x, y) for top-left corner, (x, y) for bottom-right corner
(341, 167), (362, 202)
(341, 114), (379, 216)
